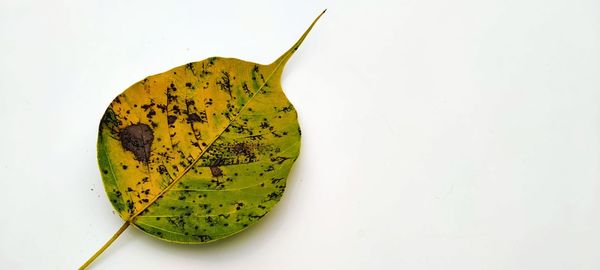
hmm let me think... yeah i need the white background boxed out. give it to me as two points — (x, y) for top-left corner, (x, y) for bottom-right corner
(1, 0), (600, 269)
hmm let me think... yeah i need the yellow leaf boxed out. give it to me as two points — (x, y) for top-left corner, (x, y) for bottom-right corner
(81, 10), (325, 270)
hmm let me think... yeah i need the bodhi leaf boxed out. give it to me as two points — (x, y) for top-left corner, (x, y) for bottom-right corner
(81, 10), (325, 269)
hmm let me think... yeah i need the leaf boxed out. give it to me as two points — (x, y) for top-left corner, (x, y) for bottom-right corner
(80, 10), (325, 269)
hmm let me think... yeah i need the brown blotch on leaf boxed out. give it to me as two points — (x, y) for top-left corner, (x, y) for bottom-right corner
(120, 123), (154, 164)
(210, 166), (223, 177)
(188, 112), (207, 123)
(168, 115), (177, 125)
(232, 142), (252, 156)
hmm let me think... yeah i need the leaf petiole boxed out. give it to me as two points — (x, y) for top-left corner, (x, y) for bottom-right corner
(79, 221), (130, 270)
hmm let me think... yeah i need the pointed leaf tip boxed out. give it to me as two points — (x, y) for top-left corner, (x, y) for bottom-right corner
(271, 10), (326, 68)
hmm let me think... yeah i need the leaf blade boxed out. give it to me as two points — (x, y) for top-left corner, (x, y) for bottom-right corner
(96, 10), (323, 244)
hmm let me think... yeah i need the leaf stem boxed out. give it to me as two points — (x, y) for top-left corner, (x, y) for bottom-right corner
(79, 221), (130, 270)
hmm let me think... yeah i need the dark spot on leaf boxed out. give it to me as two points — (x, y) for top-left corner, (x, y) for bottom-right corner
(168, 115), (177, 125)
(210, 166), (223, 177)
(120, 123), (154, 164)
(197, 234), (212, 242)
(188, 112), (207, 123)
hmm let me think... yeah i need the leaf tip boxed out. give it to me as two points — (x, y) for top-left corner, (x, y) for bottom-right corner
(270, 10), (326, 68)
